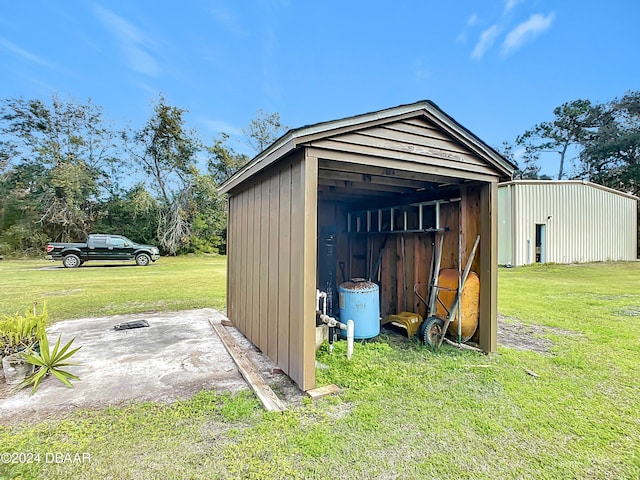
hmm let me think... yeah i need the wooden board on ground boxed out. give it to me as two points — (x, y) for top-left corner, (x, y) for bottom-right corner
(306, 384), (341, 400)
(209, 320), (286, 412)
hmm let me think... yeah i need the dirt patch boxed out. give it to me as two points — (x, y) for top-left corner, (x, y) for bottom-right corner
(497, 314), (581, 353)
(616, 306), (640, 317)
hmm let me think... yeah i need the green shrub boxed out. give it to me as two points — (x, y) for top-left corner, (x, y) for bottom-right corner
(0, 224), (49, 257)
(0, 303), (47, 356)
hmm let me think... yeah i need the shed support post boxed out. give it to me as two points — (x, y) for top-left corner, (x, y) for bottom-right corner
(301, 152), (318, 390)
(478, 181), (498, 353)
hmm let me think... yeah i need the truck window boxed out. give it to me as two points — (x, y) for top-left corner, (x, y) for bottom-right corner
(108, 237), (126, 247)
(91, 237), (107, 247)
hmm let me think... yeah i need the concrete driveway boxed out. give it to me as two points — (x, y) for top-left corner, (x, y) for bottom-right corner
(0, 309), (299, 423)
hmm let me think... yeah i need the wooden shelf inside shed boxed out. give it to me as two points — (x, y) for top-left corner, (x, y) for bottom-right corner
(347, 198), (459, 234)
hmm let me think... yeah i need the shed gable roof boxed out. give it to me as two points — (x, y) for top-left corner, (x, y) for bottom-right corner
(220, 100), (515, 194)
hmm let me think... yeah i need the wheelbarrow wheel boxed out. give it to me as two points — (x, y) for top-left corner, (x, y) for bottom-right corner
(418, 316), (444, 347)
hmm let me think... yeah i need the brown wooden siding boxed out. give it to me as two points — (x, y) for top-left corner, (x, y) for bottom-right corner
(227, 151), (318, 390)
(305, 118), (496, 180)
(309, 148), (496, 183)
(479, 182), (498, 352)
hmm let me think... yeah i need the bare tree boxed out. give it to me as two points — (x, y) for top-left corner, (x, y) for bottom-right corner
(242, 109), (287, 154)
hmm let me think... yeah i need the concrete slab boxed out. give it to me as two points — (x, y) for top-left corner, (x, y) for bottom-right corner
(0, 309), (302, 423)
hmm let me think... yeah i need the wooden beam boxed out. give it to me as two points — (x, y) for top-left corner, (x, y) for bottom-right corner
(318, 169), (430, 189)
(359, 125), (471, 156)
(318, 193), (396, 203)
(478, 181), (498, 353)
(318, 158), (464, 185)
(317, 185), (396, 198)
(309, 139), (495, 175)
(310, 148), (497, 183)
(210, 320), (286, 412)
(301, 152), (318, 391)
(317, 178), (415, 193)
(329, 131), (487, 168)
(306, 384), (341, 400)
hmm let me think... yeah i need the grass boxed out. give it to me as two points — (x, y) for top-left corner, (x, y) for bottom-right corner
(1, 259), (639, 479)
(0, 256), (227, 321)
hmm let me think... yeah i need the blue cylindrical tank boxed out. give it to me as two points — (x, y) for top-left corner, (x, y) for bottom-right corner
(338, 278), (380, 339)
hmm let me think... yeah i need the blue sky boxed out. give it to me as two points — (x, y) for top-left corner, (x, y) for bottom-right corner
(1, 1), (639, 177)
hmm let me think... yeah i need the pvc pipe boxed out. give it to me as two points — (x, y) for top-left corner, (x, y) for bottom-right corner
(316, 290), (327, 316)
(317, 313), (354, 361)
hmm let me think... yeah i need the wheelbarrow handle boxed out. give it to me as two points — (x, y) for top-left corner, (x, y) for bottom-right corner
(437, 235), (481, 348)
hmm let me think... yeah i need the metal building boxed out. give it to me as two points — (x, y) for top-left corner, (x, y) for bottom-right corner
(498, 180), (638, 266)
(220, 101), (514, 391)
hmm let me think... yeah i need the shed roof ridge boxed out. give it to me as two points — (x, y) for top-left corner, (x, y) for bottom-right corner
(220, 100), (515, 194)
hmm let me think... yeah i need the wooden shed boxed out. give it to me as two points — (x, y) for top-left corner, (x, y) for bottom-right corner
(219, 101), (515, 391)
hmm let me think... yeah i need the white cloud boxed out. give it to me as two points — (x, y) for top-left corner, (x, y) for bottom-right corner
(94, 4), (160, 76)
(502, 13), (555, 55)
(471, 24), (500, 60)
(0, 37), (53, 68)
(468, 13), (479, 26)
(504, 0), (523, 15)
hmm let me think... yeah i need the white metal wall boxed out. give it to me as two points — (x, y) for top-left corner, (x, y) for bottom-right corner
(498, 181), (638, 266)
(497, 185), (513, 265)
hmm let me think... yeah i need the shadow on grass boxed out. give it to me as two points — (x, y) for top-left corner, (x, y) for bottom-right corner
(37, 263), (156, 270)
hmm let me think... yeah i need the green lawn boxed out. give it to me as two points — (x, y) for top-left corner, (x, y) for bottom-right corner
(0, 256), (227, 321)
(1, 260), (639, 479)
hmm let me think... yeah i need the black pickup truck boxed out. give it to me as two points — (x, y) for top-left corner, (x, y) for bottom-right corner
(45, 234), (160, 268)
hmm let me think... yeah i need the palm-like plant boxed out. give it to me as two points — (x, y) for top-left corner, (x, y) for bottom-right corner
(20, 334), (82, 395)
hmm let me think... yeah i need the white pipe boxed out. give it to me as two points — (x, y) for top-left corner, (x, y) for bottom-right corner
(318, 313), (354, 361)
(316, 290), (327, 316)
(346, 320), (354, 360)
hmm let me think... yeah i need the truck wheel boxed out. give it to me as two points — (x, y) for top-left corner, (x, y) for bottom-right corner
(63, 254), (81, 268)
(136, 253), (151, 266)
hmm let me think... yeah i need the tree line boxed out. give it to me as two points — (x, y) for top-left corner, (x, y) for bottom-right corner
(503, 91), (640, 197)
(0, 95), (285, 256)
(1, 92), (638, 257)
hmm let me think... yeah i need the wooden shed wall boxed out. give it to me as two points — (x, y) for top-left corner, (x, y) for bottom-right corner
(305, 116), (499, 182)
(227, 151), (318, 390)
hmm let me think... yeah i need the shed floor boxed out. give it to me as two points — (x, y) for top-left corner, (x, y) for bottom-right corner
(0, 309), (303, 424)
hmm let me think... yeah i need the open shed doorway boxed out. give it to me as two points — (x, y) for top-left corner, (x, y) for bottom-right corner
(315, 160), (488, 346)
